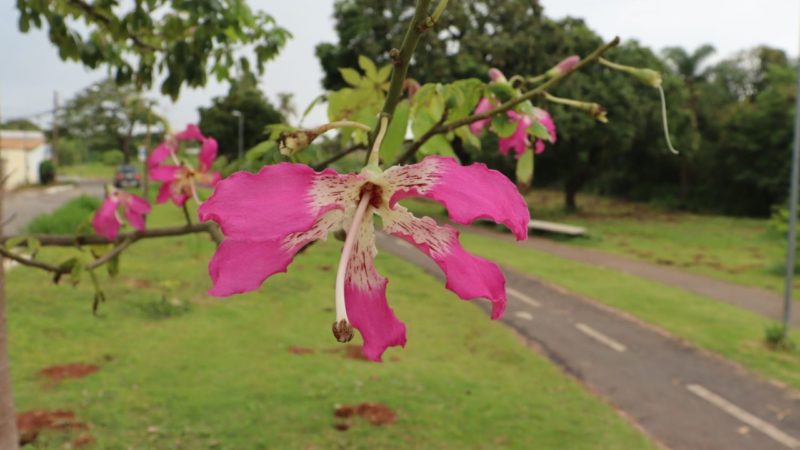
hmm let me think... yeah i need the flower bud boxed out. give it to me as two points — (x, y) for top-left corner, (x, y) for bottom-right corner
(599, 58), (662, 88)
(488, 68), (507, 83)
(279, 130), (319, 156)
(546, 55), (580, 77)
(332, 319), (354, 343)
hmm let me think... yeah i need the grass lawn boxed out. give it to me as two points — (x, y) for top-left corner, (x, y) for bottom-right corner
(58, 163), (116, 180)
(522, 190), (791, 293)
(459, 231), (800, 390)
(6, 204), (656, 449)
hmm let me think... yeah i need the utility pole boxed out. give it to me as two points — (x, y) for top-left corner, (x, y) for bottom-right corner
(782, 21), (800, 339)
(51, 91), (59, 167)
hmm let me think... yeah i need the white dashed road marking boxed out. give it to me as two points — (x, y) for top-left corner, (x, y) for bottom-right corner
(514, 311), (533, 321)
(507, 287), (542, 308)
(44, 185), (73, 195)
(575, 322), (627, 352)
(687, 384), (800, 449)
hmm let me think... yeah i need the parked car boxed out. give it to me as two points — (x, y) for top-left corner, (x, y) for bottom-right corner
(113, 164), (142, 188)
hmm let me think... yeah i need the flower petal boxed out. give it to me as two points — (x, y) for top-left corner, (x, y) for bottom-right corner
(199, 163), (361, 241)
(156, 181), (188, 206)
(148, 142), (174, 169)
(208, 210), (343, 296)
(344, 211), (406, 361)
(381, 206), (507, 319)
(199, 138), (218, 171)
(469, 98), (493, 135)
(498, 113), (531, 159)
(92, 198), (121, 240)
(175, 124), (205, 142)
(150, 164), (180, 182)
(122, 193), (151, 231)
(383, 156), (529, 240)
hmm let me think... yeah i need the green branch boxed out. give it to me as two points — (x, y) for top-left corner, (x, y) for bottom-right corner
(394, 37), (621, 164)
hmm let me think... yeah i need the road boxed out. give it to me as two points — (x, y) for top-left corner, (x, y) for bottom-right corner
(2, 180), (104, 234)
(378, 234), (800, 450)
(465, 225), (800, 327)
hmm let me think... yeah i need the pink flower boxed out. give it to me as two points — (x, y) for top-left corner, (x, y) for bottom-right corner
(199, 156), (530, 361)
(498, 111), (533, 159)
(92, 189), (152, 240)
(469, 98), (494, 135)
(148, 124), (221, 206)
(531, 107), (557, 155)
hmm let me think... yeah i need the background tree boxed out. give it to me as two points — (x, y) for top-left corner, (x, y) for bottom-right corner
(16, 0), (291, 98)
(58, 79), (164, 163)
(0, 119), (40, 131)
(662, 44), (715, 204)
(198, 74), (284, 160)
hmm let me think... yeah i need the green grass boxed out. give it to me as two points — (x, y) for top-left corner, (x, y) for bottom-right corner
(522, 190), (791, 293)
(7, 204), (655, 449)
(59, 163), (116, 180)
(26, 195), (100, 234)
(459, 231), (800, 390)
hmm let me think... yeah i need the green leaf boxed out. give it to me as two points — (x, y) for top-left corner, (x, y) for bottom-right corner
(492, 114), (518, 138)
(488, 83), (517, 102)
(4, 236), (27, 250)
(376, 64), (393, 83)
(339, 68), (363, 87)
(516, 149), (534, 188)
(381, 100), (410, 163)
(528, 122), (551, 141)
(455, 126), (481, 150)
(301, 94), (326, 122)
(358, 55), (378, 81)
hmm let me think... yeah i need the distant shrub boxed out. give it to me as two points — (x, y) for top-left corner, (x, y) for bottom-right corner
(102, 150), (124, 166)
(137, 295), (191, 320)
(38, 160), (55, 185)
(27, 195), (101, 234)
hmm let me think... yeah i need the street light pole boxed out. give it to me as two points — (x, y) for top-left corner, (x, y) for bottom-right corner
(232, 110), (244, 163)
(782, 25), (800, 339)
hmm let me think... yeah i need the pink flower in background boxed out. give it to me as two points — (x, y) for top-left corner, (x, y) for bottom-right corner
(469, 97), (494, 135)
(199, 156), (529, 361)
(532, 107), (557, 154)
(92, 189), (152, 240)
(148, 124), (220, 206)
(497, 111), (533, 159)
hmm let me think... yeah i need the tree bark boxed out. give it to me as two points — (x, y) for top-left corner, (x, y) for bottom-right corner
(0, 159), (20, 449)
(563, 144), (602, 213)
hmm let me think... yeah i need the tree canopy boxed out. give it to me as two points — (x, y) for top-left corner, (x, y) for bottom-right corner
(16, 0), (290, 98)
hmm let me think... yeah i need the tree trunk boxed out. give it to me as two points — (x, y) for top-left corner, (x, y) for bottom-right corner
(121, 122), (135, 164)
(563, 144), (601, 213)
(679, 157), (690, 207)
(0, 160), (20, 449)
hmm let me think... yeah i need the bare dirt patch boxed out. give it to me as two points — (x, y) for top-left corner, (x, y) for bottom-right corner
(40, 363), (99, 382)
(287, 345), (315, 355)
(17, 410), (88, 446)
(333, 402), (397, 429)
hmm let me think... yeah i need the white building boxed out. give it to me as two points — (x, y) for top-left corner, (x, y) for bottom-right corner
(0, 130), (51, 189)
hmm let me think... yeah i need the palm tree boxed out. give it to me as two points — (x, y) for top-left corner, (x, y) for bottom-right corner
(661, 45), (716, 205)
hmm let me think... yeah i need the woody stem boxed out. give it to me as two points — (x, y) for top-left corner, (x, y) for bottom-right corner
(334, 191), (373, 322)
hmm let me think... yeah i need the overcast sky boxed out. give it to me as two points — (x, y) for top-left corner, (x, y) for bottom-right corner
(1, 0), (797, 130)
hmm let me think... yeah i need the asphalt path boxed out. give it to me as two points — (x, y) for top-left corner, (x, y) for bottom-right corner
(465, 225), (800, 327)
(2, 180), (104, 234)
(377, 233), (800, 450)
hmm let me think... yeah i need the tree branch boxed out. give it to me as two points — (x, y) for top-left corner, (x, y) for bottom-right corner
(66, 0), (159, 52)
(0, 247), (63, 274)
(1, 223), (216, 248)
(394, 37), (621, 164)
(86, 236), (135, 270)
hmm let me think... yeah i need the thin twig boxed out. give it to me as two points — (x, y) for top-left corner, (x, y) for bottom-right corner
(0, 247), (63, 274)
(86, 236), (135, 270)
